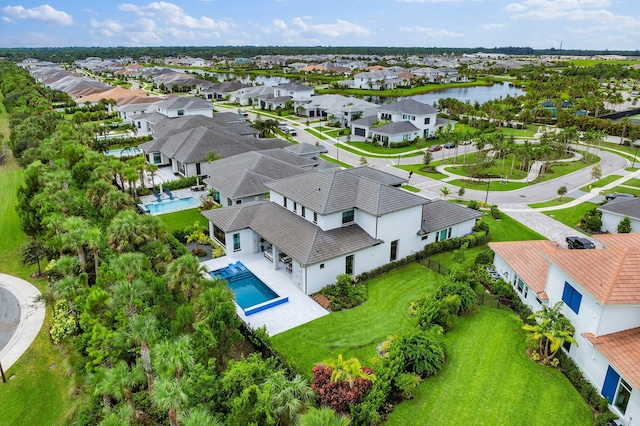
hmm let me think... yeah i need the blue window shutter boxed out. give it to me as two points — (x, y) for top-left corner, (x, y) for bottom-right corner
(562, 283), (572, 305)
(602, 366), (620, 403)
(572, 290), (582, 314)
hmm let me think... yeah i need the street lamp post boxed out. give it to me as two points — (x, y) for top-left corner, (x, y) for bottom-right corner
(484, 172), (492, 205)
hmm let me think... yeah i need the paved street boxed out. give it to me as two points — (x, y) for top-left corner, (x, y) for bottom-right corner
(0, 287), (20, 351)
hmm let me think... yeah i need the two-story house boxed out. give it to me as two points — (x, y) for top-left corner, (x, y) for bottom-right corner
(351, 99), (439, 143)
(489, 234), (640, 424)
(599, 197), (640, 234)
(201, 166), (481, 295)
(131, 96), (214, 136)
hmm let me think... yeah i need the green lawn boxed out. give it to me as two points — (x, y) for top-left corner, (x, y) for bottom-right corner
(0, 155), (71, 425)
(528, 198), (571, 209)
(543, 202), (598, 232)
(304, 128), (328, 140)
(157, 208), (208, 232)
(447, 178), (529, 192)
(385, 307), (592, 426)
(579, 174), (623, 191)
(271, 263), (443, 376)
(401, 184), (420, 193)
(336, 142), (424, 158)
(320, 153), (353, 169)
(601, 186), (640, 197)
(397, 164), (448, 180)
(622, 178), (640, 188)
(483, 212), (547, 242)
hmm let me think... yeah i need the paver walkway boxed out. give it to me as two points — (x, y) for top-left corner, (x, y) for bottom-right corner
(0, 274), (45, 372)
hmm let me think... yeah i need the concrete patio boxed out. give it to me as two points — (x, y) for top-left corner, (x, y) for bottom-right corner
(201, 253), (329, 336)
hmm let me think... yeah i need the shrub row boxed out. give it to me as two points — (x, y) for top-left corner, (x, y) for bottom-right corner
(355, 232), (488, 283)
(156, 176), (201, 191)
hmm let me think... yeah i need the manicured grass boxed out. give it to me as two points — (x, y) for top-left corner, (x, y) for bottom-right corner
(543, 202), (598, 231)
(622, 178), (640, 188)
(304, 128), (328, 140)
(482, 212), (547, 242)
(401, 184), (420, 193)
(528, 198), (571, 209)
(320, 154), (353, 168)
(157, 208), (208, 232)
(601, 186), (640, 197)
(445, 153), (529, 180)
(316, 78), (493, 97)
(498, 124), (538, 138)
(579, 174), (623, 191)
(345, 141), (422, 155)
(336, 142), (423, 158)
(385, 307), (592, 426)
(397, 164), (448, 180)
(447, 178), (529, 191)
(0, 154), (72, 425)
(271, 263), (443, 376)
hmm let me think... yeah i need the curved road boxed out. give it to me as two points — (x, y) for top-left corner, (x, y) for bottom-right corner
(0, 287), (20, 351)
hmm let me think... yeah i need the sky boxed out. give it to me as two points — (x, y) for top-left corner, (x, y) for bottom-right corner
(0, 0), (638, 51)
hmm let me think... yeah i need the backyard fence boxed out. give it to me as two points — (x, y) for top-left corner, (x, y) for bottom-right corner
(421, 258), (451, 276)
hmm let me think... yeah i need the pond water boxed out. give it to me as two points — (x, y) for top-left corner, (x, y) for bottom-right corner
(174, 68), (291, 86)
(366, 82), (525, 106)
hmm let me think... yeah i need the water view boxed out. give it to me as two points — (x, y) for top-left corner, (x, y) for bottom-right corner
(367, 82), (525, 105)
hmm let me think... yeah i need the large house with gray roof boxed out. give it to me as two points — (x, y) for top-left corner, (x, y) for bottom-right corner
(201, 166), (481, 295)
(599, 197), (640, 233)
(132, 96), (213, 136)
(350, 99), (440, 143)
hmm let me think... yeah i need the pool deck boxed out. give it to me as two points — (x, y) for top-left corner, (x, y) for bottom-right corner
(201, 254), (329, 336)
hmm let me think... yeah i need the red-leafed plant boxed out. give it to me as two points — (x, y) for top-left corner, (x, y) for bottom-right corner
(311, 355), (375, 413)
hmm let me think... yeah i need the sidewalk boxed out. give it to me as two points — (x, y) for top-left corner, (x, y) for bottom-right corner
(0, 274), (45, 372)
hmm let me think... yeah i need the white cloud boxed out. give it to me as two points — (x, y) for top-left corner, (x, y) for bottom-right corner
(506, 0), (614, 20)
(397, 0), (462, 2)
(1, 16), (15, 23)
(289, 17), (371, 38)
(273, 19), (287, 30)
(482, 23), (506, 30)
(118, 2), (234, 31)
(1, 4), (73, 25)
(90, 18), (161, 45)
(400, 26), (464, 37)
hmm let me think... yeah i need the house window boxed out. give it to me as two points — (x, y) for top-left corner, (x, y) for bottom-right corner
(421, 233), (429, 241)
(390, 240), (398, 262)
(227, 198), (233, 207)
(516, 278), (524, 294)
(614, 378), (632, 414)
(342, 210), (355, 225)
(424, 117), (431, 125)
(293, 202), (298, 213)
(301, 206), (306, 217)
(561, 282), (582, 314)
(236, 199), (242, 205)
(196, 163), (201, 175)
(448, 227), (452, 238)
(602, 366), (621, 404)
(213, 225), (226, 246)
(137, 121), (141, 129)
(177, 109), (185, 116)
(313, 212), (318, 224)
(345, 254), (354, 275)
(284, 197), (288, 208)
(439, 229), (447, 241)
(320, 263), (325, 269)
(153, 152), (162, 164)
(233, 233), (240, 251)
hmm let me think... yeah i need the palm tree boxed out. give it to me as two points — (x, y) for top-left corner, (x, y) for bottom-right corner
(105, 360), (145, 411)
(99, 404), (134, 426)
(522, 301), (577, 362)
(440, 186), (451, 199)
(111, 252), (149, 283)
(297, 407), (351, 426)
(146, 163), (158, 188)
(179, 408), (221, 426)
(152, 335), (194, 380)
(128, 314), (158, 394)
(61, 216), (90, 266)
(322, 354), (375, 388)
(152, 376), (188, 426)
(166, 255), (207, 301)
(85, 226), (103, 278)
(266, 371), (316, 426)
(86, 365), (112, 410)
(110, 279), (151, 318)
(107, 211), (139, 252)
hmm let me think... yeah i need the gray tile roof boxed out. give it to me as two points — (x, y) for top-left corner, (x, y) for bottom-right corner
(284, 142), (328, 156)
(379, 99), (438, 115)
(420, 199), (482, 234)
(266, 166), (427, 215)
(201, 201), (382, 265)
(156, 96), (212, 111)
(599, 197), (640, 220)
(351, 115), (378, 127)
(347, 166), (408, 186)
(201, 150), (315, 199)
(158, 127), (289, 164)
(153, 115), (219, 138)
(371, 121), (419, 135)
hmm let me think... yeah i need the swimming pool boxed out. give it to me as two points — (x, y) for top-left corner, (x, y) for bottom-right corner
(105, 147), (143, 157)
(210, 262), (288, 315)
(143, 197), (200, 215)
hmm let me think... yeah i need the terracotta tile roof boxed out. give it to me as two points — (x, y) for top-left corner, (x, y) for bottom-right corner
(544, 249), (640, 305)
(488, 240), (559, 299)
(594, 233), (640, 249)
(584, 328), (640, 391)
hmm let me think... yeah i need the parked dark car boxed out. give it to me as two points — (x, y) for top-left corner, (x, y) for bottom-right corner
(605, 193), (635, 201)
(428, 144), (442, 152)
(443, 142), (456, 149)
(566, 236), (596, 250)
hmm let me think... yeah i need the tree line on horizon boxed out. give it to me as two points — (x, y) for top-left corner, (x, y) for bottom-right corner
(1, 45), (640, 62)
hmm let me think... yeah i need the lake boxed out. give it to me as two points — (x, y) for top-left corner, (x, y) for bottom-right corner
(366, 82), (525, 105)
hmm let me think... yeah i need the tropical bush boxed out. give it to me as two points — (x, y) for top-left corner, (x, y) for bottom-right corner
(390, 328), (446, 378)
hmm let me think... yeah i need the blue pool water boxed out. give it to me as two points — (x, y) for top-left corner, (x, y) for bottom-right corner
(105, 147), (143, 157)
(144, 197), (200, 214)
(210, 262), (288, 315)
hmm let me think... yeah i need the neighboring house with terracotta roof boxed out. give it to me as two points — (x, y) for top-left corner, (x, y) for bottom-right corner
(598, 197), (640, 233)
(489, 235), (640, 423)
(201, 166), (480, 295)
(350, 99), (440, 143)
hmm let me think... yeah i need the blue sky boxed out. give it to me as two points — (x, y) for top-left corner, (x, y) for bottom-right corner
(0, 0), (638, 50)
